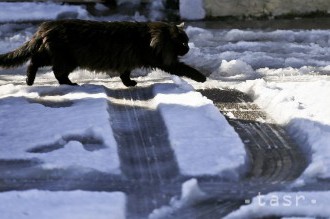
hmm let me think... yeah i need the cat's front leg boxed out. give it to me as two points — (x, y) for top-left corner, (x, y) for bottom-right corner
(160, 62), (206, 82)
(120, 70), (137, 87)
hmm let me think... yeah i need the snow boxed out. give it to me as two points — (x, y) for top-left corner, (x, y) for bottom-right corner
(154, 76), (247, 178)
(0, 84), (120, 174)
(234, 79), (330, 182)
(0, 190), (126, 219)
(183, 25), (330, 218)
(149, 178), (207, 219)
(0, 2), (149, 23)
(0, 2), (89, 22)
(1, 4), (330, 217)
(183, 28), (330, 73)
(211, 59), (259, 80)
(180, 0), (206, 20)
(183, 26), (330, 186)
(185, 24), (330, 183)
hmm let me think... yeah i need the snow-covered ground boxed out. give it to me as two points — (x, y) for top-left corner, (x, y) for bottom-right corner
(0, 2), (149, 22)
(186, 27), (330, 218)
(0, 2), (89, 22)
(0, 190), (126, 219)
(182, 27), (330, 184)
(1, 3), (330, 218)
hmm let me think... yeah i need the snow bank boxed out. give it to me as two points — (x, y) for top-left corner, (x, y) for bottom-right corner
(149, 178), (207, 219)
(185, 26), (330, 184)
(180, 0), (206, 20)
(0, 2), (89, 22)
(235, 79), (330, 182)
(153, 76), (247, 179)
(0, 190), (126, 219)
(184, 28), (330, 74)
(225, 191), (330, 219)
(0, 84), (120, 174)
(182, 26), (330, 184)
(211, 60), (259, 80)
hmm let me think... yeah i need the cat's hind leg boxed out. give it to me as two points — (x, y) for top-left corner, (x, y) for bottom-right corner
(120, 70), (137, 87)
(53, 70), (78, 85)
(48, 43), (78, 86)
(51, 54), (77, 85)
(52, 63), (77, 86)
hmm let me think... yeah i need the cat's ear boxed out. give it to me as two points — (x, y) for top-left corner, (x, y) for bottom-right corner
(177, 22), (185, 29)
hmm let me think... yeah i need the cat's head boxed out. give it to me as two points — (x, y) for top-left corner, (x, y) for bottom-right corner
(149, 22), (190, 56)
(149, 22), (190, 65)
(170, 23), (190, 56)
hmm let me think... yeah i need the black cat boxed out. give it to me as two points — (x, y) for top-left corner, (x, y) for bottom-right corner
(0, 20), (206, 86)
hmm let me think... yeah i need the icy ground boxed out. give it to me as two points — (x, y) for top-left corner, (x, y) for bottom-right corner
(1, 4), (330, 218)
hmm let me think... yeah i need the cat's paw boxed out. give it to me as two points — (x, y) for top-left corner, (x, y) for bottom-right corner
(26, 77), (34, 86)
(192, 74), (207, 83)
(123, 80), (137, 87)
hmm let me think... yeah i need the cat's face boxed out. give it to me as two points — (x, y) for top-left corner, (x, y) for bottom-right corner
(171, 25), (190, 56)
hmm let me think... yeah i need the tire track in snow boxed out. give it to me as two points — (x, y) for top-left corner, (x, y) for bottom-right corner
(196, 88), (308, 217)
(199, 89), (307, 182)
(106, 86), (180, 182)
(106, 86), (308, 219)
(106, 86), (181, 219)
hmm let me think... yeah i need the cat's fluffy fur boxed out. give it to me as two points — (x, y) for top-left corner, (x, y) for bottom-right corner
(0, 20), (206, 86)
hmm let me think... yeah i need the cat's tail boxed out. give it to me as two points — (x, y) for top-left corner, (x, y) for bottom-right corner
(0, 37), (41, 68)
